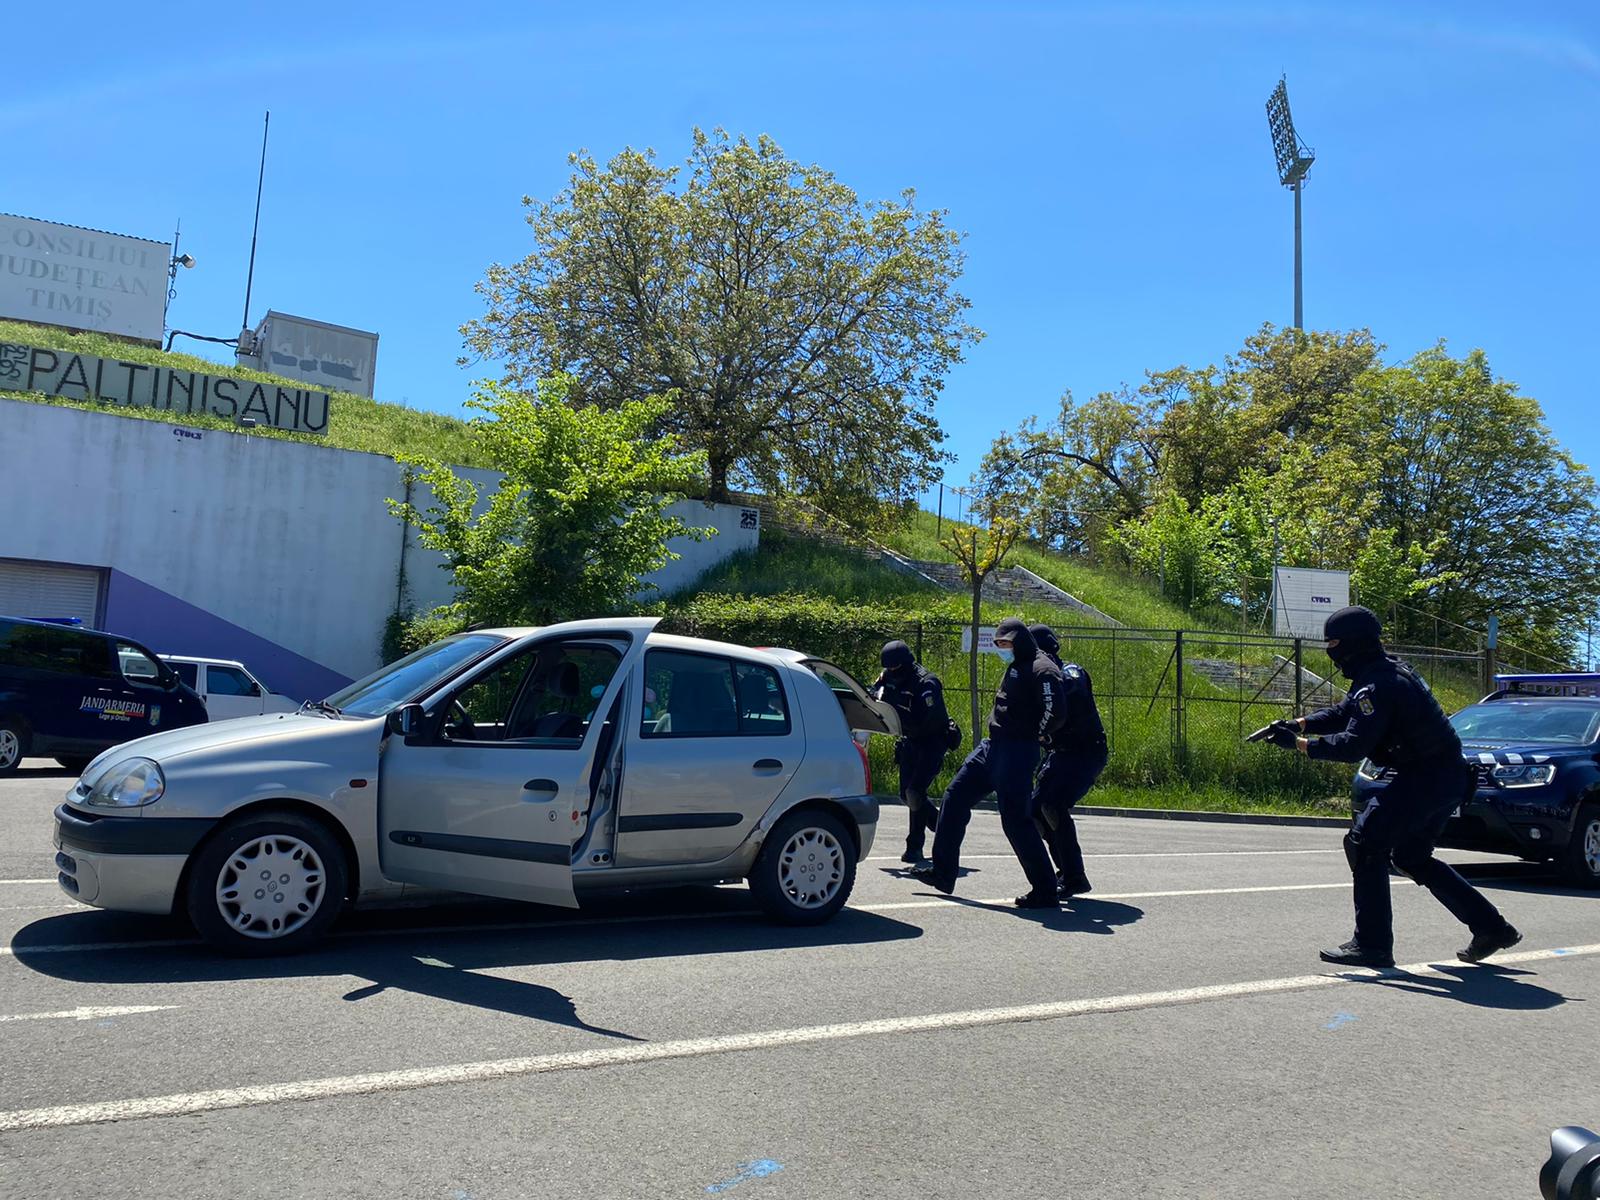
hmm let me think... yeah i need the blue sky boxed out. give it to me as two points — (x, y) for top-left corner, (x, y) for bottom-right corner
(8, 1), (1598, 496)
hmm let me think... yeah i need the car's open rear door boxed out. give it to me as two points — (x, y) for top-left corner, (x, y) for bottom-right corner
(800, 659), (902, 737)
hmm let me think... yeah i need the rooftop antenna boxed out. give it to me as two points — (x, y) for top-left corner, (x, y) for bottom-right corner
(238, 111), (270, 357)
(1265, 77), (1316, 329)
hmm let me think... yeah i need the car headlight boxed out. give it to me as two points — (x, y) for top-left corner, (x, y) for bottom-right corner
(1491, 763), (1556, 789)
(1356, 759), (1383, 781)
(84, 758), (165, 808)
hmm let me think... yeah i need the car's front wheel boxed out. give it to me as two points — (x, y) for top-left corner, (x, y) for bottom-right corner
(186, 811), (349, 954)
(1562, 801), (1600, 890)
(0, 718), (27, 776)
(749, 808), (857, 925)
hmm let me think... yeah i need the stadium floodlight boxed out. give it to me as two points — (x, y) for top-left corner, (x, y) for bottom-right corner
(1265, 76), (1315, 328)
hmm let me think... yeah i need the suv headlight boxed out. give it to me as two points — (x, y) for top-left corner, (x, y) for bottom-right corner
(85, 758), (165, 808)
(1491, 763), (1556, 789)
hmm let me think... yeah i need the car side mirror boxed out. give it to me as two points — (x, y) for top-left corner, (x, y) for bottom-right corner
(389, 703), (425, 739)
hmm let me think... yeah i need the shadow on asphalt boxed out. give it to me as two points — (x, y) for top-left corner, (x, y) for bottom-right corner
(901, 890), (1145, 935)
(10, 887), (923, 1038)
(1349, 962), (1578, 1011)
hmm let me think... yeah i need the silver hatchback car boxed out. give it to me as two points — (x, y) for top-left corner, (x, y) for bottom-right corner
(52, 618), (900, 954)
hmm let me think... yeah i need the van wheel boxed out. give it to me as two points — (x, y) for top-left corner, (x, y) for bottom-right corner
(1562, 802), (1600, 890)
(0, 719), (27, 775)
(186, 812), (349, 955)
(749, 808), (857, 925)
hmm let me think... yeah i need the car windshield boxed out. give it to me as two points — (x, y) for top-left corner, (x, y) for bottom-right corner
(1450, 701), (1600, 746)
(325, 634), (507, 717)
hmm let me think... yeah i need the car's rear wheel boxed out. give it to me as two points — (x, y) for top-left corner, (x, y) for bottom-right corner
(186, 812), (349, 954)
(0, 719), (27, 776)
(1561, 801), (1600, 890)
(749, 808), (857, 925)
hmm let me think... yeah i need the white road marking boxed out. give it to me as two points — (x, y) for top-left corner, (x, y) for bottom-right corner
(865, 849), (1341, 863)
(3, 942), (1594, 1132)
(0, 1005), (178, 1024)
(0, 880), (1377, 958)
(858, 880), (1377, 911)
(0, 879), (56, 885)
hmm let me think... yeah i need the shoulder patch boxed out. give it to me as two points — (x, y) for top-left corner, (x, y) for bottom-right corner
(1357, 693), (1375, 716)
(1065, 665), (1081, 679)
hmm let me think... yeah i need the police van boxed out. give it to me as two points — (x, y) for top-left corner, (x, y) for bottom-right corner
(1352, 673), (1600, 887)
(0, 616), (208, 774)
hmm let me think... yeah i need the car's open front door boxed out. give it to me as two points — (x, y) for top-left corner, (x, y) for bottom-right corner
(377, 623), (652, 907)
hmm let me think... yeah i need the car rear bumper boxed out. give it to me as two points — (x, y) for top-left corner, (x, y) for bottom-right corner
(53, 803), (212, 914)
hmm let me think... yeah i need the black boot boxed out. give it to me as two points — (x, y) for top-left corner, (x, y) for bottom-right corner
(909, 864), (956, 895)
(1013, 890), (1059, 909)
(901, 822), (927, 864)
(1459, 924), (1522, 964)
(1319, 939), (1394, 969)
(1057, 872), (1092, 897)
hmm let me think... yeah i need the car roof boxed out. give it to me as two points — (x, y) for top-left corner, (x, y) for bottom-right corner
(160, 655), (247, 668)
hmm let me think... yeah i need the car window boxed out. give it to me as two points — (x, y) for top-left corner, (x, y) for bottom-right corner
(734, 661), (791, 735)
(116, 643), (164, 686)
(327, 634), (507, 717)
(446, 640), (621, 747)
(207, 665), (257, 696)
(0, 622), (113, 678)
(643, 651), (788, 737)
(170, 661), (199, 689)
(1451, 702), (1600, 744)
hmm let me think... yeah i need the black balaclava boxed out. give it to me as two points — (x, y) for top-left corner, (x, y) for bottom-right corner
(881, 640), (916, 679)
(1028, 624), (1061, 659)
(1323, 605), (1384, 680)
(995, 617), (1037, 665)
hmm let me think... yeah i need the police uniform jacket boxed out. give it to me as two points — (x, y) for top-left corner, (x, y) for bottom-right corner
(989, 626), (1068, 746)
(879, 666), (950, 749)
(1301, 655), (1460, 768)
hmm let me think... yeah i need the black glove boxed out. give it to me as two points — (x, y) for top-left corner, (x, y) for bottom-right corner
(1247, 720), (1299, 750)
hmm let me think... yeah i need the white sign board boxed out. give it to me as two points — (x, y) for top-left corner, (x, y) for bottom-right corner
(247, 310), (379, 397)
(0, 213), (170, 342)
(1271, 566), (1350, 640)
(960, 625), (1007, 658)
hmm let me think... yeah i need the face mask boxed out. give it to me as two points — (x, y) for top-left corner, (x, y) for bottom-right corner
(996, 648), (1014, 665)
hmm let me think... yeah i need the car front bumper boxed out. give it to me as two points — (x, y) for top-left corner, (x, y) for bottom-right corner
(1351, 786), (1570, 859)
(53, 803), (215, 914)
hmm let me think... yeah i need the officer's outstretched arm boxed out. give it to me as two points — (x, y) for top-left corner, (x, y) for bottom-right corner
(1300, 699), (1352, 735)
(1304, 688), (1388, 763)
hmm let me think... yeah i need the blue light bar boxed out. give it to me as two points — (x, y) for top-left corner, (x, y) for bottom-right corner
(1494, 673), (1600, 697)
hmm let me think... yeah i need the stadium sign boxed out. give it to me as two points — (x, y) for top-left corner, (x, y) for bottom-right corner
(0, 214), (170, 343)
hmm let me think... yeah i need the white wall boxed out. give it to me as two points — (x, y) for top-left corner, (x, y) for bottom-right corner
(0, 399), (758, 683)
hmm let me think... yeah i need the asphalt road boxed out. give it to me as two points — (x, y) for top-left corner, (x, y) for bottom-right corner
(1, 762), (1596, 1199)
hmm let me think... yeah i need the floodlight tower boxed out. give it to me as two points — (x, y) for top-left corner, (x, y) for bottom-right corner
(1266, 76), (1316, 329)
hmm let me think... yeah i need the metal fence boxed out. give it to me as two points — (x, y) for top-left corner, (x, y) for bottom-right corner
(830, 619), (1498, 797)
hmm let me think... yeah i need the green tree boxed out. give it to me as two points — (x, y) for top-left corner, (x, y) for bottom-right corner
(1308, 346), (1600, 659)
(462, 128), (979, 518)
(390, 377), (709, 627)
(1114, 492), (1226, 610)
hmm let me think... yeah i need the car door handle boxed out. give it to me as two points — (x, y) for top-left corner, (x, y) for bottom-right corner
(752, 759), (783, 772)
(523, 778), (560, 799)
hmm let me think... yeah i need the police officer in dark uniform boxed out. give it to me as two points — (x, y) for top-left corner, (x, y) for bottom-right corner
(1255, 606), (1522, 968)
(911, 618), (1067, 908)
(1028, 625), (1107, 897)
(869, 640), (949, 863)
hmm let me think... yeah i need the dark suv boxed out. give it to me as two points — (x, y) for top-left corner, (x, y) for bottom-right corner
(0, 616), (207, 775)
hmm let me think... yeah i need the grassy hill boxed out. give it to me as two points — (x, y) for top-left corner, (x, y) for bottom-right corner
(665, 526), (1354, 815)
(0, 319), (485, 466)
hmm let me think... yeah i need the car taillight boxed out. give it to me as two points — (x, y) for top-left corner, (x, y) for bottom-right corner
(853, 734), (871, 793)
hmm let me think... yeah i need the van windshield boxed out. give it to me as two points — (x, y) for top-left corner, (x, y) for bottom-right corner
(325, 634), (507, 717)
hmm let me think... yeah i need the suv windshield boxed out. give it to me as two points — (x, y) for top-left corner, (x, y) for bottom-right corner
(1450, 701), (1600, 746)
(325, 634), (507, 717)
